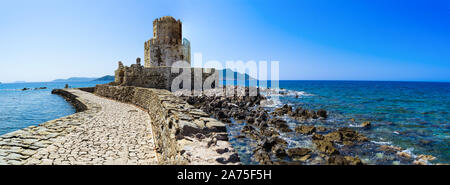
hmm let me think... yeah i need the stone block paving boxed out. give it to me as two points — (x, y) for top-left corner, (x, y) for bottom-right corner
(0, 89), (158, 165)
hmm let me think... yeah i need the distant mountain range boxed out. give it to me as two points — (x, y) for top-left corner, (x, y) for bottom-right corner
(49, 69), (255, 83)
(92, 75), (115, 81)
(52, 77), (97, 82)
(51, 75), (114, 82)
(221, 69), (257, 81)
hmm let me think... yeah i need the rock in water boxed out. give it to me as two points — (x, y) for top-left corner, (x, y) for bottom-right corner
(324, 128), (369, 145)
(317, 109), (327, 118)
(295, 125), (316, 135)
(313, 139), (339, 155)
(272, 104), (292, 116)
(327, 155), (363, 165)
(417, 154), (436, 161)
(286, 148), (312, 157)
(361, 121), (371, 128)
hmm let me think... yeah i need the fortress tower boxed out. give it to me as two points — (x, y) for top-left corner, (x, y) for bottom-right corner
(114, 16), (215, 91)
(144, 16), (191, 67)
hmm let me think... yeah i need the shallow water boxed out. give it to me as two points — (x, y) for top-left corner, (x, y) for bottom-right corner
(0, 81), (111, 136)
(225, 80), (450, 164)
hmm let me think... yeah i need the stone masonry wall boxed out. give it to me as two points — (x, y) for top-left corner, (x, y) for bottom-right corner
(52, 89), (88, 112)
(115, 62), (218, 92)
(94, 85), (240, 165)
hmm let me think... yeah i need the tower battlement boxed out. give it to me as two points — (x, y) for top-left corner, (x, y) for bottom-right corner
(144, 16), (190, 67)
(152, 16), (182, 45)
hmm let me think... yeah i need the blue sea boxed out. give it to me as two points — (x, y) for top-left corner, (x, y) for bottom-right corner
(0, 80), (448, 164)
(0, 81), (111, 136)
(224, 80), (450, 164)
(279, 81), (449, 164)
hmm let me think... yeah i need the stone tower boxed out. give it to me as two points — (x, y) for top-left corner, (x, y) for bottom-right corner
(144, 16), (191, 67)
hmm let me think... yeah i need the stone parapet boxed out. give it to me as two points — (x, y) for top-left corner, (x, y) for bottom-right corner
(94, 85), (240, 165)
(114, 64), (218, 91)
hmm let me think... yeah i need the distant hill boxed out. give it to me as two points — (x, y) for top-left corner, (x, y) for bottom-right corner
(52, 77), (97, 82)
(49, 70), (253, 83)
(92, 75), (114, 81)
(13, 81), (27, 83)
(221, 69), (257, 81)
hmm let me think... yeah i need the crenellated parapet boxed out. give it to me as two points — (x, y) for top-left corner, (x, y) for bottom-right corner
(153, 16), (182, 45)
(144, 16), (190, 68)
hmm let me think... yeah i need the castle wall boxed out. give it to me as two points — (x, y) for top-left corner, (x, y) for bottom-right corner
(115, 60), (218, 91)
(145, 41), (187, 67)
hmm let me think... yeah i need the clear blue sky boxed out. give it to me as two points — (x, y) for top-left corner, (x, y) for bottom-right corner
(0, 0), (449, 82)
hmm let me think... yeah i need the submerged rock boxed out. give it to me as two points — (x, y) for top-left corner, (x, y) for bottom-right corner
(253, 148), (273, 165)
(268, 118), (292, 132)
(417, 154), (436, 162)
(240, 125), (259, 139)
(295, 125), (316, 135)
(272, 144), (287, 158)
(396, 151), (412, 159)
(260, 127), (279, 137)
(272, 104), (292, 116)
(324, 128), (369, 145)
(413, 160), (428, 165)
(361, 121), (371, 128)
(311, 133), (340, 155)
(313, 139), (340, 155)
(418, 139), (433, 146)
(289, 108), (321, 120)
(379, 145), (402, 152)
(317, 109), (327, 118)
(286, 148), (312, 157)
(327, 155), (363, 165)
(316, 126), (328, 132)
(260, 136), (288, 151)
(296, 154), (311, 162)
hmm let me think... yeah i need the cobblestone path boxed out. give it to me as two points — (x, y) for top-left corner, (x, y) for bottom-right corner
(0, 89), (158, 165)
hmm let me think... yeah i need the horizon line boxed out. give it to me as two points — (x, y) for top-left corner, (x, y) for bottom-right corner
(2, 79), (449, 84)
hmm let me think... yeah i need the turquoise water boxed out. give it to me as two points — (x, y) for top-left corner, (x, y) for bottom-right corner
(0, 81), (111, 136)
(277, 81), (449, 164)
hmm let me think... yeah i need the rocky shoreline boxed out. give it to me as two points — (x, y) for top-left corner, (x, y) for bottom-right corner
(179, 86), (439, 165)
